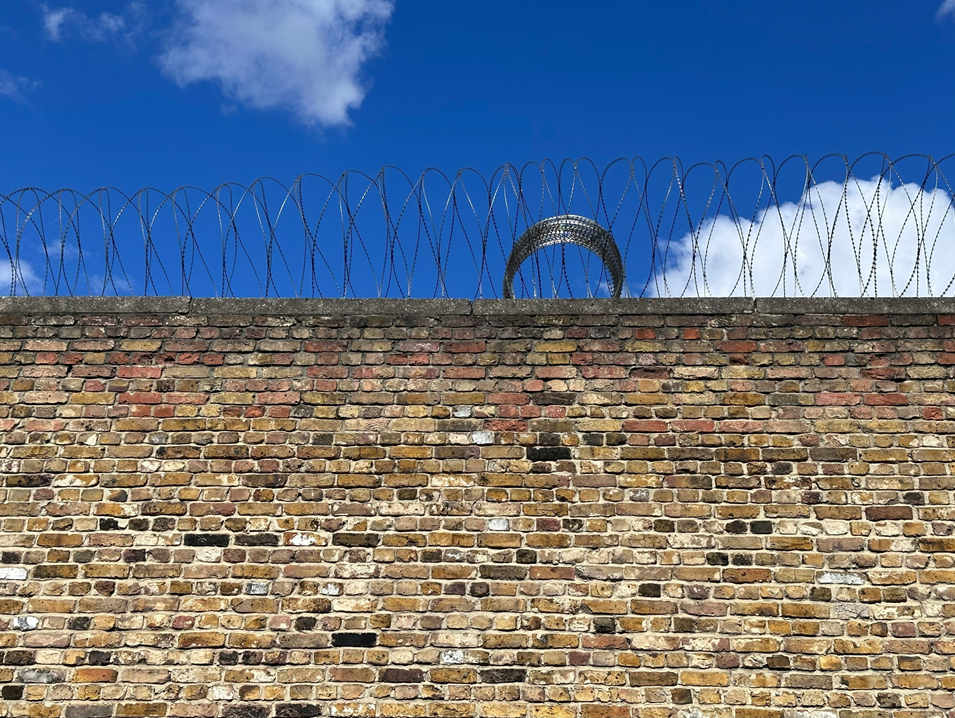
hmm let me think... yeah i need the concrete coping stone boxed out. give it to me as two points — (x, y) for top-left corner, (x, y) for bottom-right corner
(1, 295), (954, 315)
(0, 296), (192, 315)
(188, 298), (473, 316)
(473, 298), (757, 315)
(754, 297), (955, 314)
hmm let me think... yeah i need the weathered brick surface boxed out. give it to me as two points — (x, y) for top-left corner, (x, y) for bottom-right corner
(0, 298), (954, 717)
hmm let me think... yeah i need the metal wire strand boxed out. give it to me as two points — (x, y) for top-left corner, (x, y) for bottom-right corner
(1, 154), (953, 298)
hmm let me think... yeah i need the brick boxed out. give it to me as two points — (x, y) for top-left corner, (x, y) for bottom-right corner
(74, 668), (118, 683)
(480, 669), (527, 683)
(865, 506), (913, 521)
(65, 706), (113, 718)
(380, 668), (424, 683)
(628, 671), (678, 686)
(332, 533), (380, 548)
(0, 299), (952, 718)
(331, 633), (377, 648)
(430, 667), (478, 683)
(222, 707), (268, 718)
(275, 707), (322, 718)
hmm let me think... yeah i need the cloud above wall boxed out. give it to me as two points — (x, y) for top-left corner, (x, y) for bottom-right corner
(158, 0), (395, 127)
(40, 0), (394, 127)
(658, 178), (955, 297)
(0, 259), (39, 296)
(41, 3), (147, 43)
(0, 69), (38, 103)
(938, 0), (955, 20)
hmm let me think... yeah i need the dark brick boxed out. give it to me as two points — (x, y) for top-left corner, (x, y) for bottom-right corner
(480, 668), (527, 684)
(331, 633), (376, 648)
(275, 706), (322, 718)
(767, 654), (791, 670)
(380, 668), (424, 683)
(593, 617), (616, 634)
(526, 446), (571, 461)
(223, 706), (269, 718)
(638, 583), (661, 597)
(1, 685), (23, 700)
(750, 521), (773, 534)
(87, 651), (112, 666)
(444, 582), (466, 596)
(469, 582), (490, 598)
(3, 651), (35, 665)
(235, 534), (280, 546)
(294, 617), (317, 631)
(184, 534), (230, 547)
(331, 533), (380, 548)
(865, 506), (913, 521)
(673, 617), (696, 632)
(531, 392), (576, 406)
(671, 688), (693, 704)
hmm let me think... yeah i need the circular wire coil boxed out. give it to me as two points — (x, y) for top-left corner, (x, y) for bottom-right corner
(503, 215), (625, 298)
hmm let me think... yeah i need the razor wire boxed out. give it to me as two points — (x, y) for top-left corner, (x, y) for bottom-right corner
(2, 153), (955, 298)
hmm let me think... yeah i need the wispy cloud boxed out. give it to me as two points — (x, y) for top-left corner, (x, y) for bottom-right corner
(41, 2), (147, 44)
(158, 0), (395, 128)
(0, 69), (39, 103)
(0, 258), (40, 296)
(939, 0), (955, 20)
(659, 178), (955, 297)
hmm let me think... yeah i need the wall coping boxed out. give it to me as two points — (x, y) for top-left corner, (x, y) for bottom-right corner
(3, 296), (955, 315)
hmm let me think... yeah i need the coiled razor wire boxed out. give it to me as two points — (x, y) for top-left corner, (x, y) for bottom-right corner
(2, 153), (955, 298)
(504, 216), (623, 299)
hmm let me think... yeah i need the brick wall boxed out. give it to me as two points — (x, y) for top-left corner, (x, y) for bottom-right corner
(0, 296), (954, 718)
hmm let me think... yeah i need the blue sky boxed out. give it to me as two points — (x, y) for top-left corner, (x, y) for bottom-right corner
(0, 1), (954, 298)
(1, 0), (953, 189)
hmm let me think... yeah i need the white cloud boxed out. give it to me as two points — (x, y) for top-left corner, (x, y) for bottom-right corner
(938, 0), (955, 20)
(658, 177), (955, 297)
(158, 0), (394, 127)
(0, 258), (40, 296)
(0, 69), (38, 103)
(42, 3), (147, 43)
(41, 7), (72, 40)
